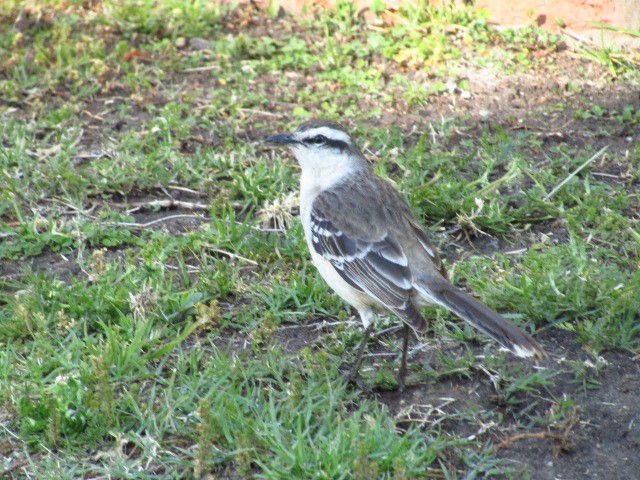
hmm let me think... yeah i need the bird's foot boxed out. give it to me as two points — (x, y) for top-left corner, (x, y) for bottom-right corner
(397, 378), (406, 392)
(397, 367), (407, 392)
(340, 368), (374, 395)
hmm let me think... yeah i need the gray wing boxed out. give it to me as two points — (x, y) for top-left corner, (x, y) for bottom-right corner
(309, 203), (427, 331)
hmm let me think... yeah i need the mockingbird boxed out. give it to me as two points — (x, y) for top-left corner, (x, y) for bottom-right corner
(265, 119), (545, 389)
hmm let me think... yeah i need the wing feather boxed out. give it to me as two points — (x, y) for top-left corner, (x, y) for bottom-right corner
(309, 206), (425, 331)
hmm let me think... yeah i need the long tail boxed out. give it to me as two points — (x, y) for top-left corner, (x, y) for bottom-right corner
(416, 279), (546, 359)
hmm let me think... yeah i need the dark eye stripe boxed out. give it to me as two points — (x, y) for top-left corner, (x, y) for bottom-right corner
(325, 138), (349, 150)
(303, 135), (349, 150)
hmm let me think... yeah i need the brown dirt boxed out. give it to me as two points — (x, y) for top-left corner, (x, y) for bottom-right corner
(250, 0), (640, 48)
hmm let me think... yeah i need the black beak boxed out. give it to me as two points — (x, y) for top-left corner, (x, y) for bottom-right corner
(264, 133), (298, 145)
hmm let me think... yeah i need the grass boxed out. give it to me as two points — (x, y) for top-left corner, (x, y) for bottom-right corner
(1, 0), (640, 478)
(574, 23), (640, 77)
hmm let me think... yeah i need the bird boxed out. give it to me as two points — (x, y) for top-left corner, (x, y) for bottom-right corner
(264, 119), (546, 390)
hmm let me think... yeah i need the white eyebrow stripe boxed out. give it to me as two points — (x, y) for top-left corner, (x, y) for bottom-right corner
(297, 126), (351, 143)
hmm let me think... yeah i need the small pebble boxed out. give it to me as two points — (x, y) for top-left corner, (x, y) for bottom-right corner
(190, 37), (212, 50)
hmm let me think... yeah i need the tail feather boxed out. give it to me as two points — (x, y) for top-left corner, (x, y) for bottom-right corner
(391, 301), (428, 333)
(416, 280), (546, 359)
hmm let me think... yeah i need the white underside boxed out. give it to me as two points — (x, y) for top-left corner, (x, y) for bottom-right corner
(298, 166), (382, 329)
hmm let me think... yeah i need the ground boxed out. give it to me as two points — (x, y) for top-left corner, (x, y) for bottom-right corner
(1, 1), (639, 479)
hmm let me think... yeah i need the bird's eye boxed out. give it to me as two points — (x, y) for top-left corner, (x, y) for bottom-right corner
(307, 135), (327, 145)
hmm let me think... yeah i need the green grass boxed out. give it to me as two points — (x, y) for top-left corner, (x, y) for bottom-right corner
(575, 22), (640, 78)
(1, 0), (640, 478)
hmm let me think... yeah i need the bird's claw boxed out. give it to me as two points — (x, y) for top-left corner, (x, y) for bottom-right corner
(341, 368), (375, 394)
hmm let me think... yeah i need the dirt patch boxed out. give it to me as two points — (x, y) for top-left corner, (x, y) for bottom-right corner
(493, 341), (640, 479)
(262, 321), (640, 478)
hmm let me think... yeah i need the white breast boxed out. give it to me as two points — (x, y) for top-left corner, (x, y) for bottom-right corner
(298, 169), (379, 328)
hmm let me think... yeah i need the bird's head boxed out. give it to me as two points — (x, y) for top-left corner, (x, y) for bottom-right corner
(264, 120), (367, 173)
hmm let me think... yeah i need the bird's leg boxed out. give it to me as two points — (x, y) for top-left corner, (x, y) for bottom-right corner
(345, 323), (374, 384)
(397, 323), (411, 391)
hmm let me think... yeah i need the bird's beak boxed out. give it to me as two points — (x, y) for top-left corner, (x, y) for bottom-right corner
(264, 133), (298, 145)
